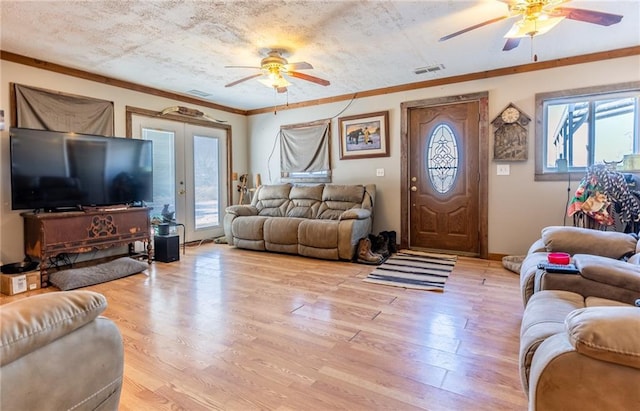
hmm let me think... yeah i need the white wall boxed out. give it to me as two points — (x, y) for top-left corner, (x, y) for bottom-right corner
(247, 56), (640, 256)
(0, 60), (248, 264)
(2, 56), (639, 263)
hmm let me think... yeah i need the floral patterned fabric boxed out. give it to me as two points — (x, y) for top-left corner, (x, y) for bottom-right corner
(568, 165), (640, 230)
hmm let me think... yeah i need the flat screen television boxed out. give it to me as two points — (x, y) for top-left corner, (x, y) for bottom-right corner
(10, 127), (153, 211)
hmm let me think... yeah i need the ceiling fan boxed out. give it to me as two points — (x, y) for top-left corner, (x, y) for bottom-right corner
(439, 0), (623, 51)
(225, 49), (330, 93)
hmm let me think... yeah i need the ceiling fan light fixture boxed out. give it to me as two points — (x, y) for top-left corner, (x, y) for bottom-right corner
(258, 75), (290, 89)
(505, 15), (565, 38)
(226, 48), (329, 89)
(440, 0), (623, 52)
(260, 50), (288, 68)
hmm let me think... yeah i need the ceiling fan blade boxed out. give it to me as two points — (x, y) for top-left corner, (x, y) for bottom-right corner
(287, 71), (330, 86)
(503, 37), (521, 51)
(439, 15), (510, 41)
(225, 73), (262, 88)
(554, 7), (623, 26)
(224, 65), (261, 69)
(285, 61), (313, 71)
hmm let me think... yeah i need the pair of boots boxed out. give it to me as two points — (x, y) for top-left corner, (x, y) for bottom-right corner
(356, 230), (398, 265)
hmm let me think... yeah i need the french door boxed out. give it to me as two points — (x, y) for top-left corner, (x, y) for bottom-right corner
(131, 115), (229, 242)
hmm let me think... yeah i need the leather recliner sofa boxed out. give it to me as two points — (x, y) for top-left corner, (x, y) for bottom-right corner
(520, 225), (640, 305)
(518, 226), (640, 411)
(224, 183), (375, 261)
(0, 290), (124, 411)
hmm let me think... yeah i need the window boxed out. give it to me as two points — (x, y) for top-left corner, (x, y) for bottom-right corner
(280, 119), (331, 183)
(426, 123), (459, 194)
(535, 82), (640, 181)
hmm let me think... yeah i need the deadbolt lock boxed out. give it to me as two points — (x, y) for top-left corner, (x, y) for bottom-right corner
(411, 176), (417, 182)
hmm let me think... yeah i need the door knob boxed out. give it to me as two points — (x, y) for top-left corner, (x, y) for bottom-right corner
(179, 189), (186, 195)
(411, 186), (417, 192)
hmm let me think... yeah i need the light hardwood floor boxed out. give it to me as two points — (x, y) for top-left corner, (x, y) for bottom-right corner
(1, 244), (528, 410)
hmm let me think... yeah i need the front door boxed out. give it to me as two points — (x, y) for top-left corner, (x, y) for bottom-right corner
(404, 95), (487, 257)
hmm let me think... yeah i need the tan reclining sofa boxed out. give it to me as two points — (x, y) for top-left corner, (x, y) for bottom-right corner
(520, 225), (640, 305)
(518, 226), (640, 411)
(521, 291), (640, 411)
(224, 183), (375, 261)
(0, 290), (124, 410)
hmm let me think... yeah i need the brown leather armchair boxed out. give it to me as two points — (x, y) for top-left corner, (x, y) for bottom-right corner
(0, 290), (123, 411)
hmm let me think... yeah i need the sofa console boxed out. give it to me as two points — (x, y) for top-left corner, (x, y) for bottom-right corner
(224, 183), (375, 261)
(520, 226), (640, 305)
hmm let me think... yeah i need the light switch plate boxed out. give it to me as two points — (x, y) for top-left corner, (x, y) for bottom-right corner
(376, 168), (385, 177)
(497, 164), (510, 175)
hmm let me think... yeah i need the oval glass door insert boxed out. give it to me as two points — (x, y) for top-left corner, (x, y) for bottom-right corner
(426, 123), (459, 194)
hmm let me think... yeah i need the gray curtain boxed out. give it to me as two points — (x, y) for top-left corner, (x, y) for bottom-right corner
(14, 84), (114, 136)
(280, 120), (330, 174)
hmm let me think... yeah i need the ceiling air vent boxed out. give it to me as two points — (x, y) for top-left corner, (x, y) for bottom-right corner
(414, 64), (445, 75)
(186, 89), (212, 97)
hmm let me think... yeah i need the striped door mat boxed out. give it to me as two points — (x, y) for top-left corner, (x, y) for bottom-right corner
(363, 249), (457, 291)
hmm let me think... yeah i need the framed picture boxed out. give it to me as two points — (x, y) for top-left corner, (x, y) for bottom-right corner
(339, 111), (390, 160)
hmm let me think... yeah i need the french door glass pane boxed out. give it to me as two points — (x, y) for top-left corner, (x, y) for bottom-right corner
(193, 135), (219, 229)
(142, 128), (176, 217)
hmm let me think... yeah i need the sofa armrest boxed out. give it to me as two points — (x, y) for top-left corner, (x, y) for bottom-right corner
(541, 226), (637, 260)
(527, 238), (546, 255)
(566, 306), (640, 369)
(529, 331), (640, 411)
(225, 205), (258, 216)
(339, 208), (371, 220)
(574, 254), (640, 293)
(0, 290), (107, 366)
(223, 207), (257, 246)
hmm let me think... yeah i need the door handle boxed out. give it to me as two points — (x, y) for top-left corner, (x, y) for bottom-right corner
(411, 186), (417, 192)
(179, 189), (186, 195)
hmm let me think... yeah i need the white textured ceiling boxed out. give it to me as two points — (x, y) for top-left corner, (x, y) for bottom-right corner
(1, 0), (639, 111)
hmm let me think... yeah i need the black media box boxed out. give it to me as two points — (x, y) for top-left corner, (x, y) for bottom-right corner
(154, 234), (180, 263)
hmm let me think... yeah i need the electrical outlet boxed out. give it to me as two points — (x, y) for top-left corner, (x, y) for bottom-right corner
(376, 168), (385, 177)
(497, 164), (510, 176)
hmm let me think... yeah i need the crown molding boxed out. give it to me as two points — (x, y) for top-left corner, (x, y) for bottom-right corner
(0, 50), (247, 116)
(3, 46), (639, 117)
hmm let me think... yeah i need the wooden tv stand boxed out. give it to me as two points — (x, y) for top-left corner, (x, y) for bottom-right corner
(21, 207), (152, 287)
